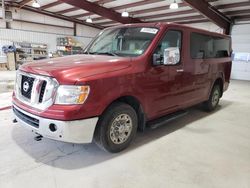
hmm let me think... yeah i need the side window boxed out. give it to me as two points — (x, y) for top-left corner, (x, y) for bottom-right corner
(213, 37), (230, 58)
(190, 33), (213, 59)
(190, 32), (230, 59)
(155, 30), (182, 59)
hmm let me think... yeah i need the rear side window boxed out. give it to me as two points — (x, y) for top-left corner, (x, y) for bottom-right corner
(190, 32), (230, 59)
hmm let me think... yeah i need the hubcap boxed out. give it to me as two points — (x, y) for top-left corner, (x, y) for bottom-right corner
(212, 89), (220, 107)
(110, 114), (133, 145)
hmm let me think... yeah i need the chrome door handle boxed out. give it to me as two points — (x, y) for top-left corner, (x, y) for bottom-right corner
(176, 69), (184, 72)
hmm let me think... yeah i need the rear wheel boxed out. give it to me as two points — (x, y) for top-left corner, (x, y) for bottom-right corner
(203, 84), (221, 112)
(94, 102), (138, 153)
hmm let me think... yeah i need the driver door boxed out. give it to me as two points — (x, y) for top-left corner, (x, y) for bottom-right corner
(147, 29), (185, 118)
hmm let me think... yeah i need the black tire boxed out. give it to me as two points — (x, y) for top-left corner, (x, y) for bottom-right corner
(94, 102), (138, 153)
(203, 84), (221, 112)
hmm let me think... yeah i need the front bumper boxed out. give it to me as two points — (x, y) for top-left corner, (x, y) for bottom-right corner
(12, 105), (99, 144)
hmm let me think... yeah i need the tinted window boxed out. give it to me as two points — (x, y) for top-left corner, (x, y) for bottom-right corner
(190, 32), (230, 59)
(213, 37), (230, 58)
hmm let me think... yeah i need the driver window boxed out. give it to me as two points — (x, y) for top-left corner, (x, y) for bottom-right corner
(155, 30), (182, 56)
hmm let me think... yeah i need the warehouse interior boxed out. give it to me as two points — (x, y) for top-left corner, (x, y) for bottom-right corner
(0, 0), (249, 187)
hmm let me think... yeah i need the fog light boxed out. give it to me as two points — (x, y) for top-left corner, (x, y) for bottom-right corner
(49, 123), (57, 132)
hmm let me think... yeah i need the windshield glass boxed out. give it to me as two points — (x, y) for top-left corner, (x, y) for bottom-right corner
(86, 27), (159, 57)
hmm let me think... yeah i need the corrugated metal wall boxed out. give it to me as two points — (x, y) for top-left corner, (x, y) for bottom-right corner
(0, 6), (101, 58)
(0, 28), (95, 53)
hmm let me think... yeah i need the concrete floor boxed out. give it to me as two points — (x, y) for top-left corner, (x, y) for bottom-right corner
(0, 80), (249, 188)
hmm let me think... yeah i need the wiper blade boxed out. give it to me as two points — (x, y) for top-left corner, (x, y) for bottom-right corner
(89, 52), (118, 56)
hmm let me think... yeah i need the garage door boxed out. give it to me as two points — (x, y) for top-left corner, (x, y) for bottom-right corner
(231, 24), (250, 81)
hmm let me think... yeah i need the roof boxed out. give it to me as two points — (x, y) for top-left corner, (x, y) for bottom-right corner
(5, 0), (250, 29)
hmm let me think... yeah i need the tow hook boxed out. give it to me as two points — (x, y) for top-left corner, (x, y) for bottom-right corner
(34, 134), (43, 141)
(13, 119), (17, 123)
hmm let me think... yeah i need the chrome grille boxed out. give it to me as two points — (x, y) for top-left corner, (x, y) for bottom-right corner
(15, 71), (59, 110)
(39, 81), (47, 103)
(21, 75), (35, 99)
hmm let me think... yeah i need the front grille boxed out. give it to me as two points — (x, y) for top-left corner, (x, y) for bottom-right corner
(39, 81), (47, 103)
(16, 71), (58, 110)
(13, 107), (39, 128)
(21, 75), (35, 99)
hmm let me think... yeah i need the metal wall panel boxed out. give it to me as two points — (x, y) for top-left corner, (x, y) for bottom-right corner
(0, 28), (95, 54)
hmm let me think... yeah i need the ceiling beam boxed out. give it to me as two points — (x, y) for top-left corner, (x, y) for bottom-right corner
(6, 2), (104, 29)
(59, 0), (142, 24)
(95, 9), (195, 22)
(53, 0), (113, 14)
(55, 0), (114, 15)
(71, 0), (217, 19)
(233, 15), (250, 22)
(56, 7), (79, 14)
(101, 15), (205, 26)
(72, 0), (166, 19)
(98, 0), (114, 4)
(65, 0), (113, 18)
(40, 1), (64, 10)
(95, 2), (250, 23)
(177, 19), (210, 25)
(183, 0), (231, 34)
(225, 9), (250, 17)
(92, 0), (218, 22)
(19, 0), (33, 6)
(141, 15), (205, 23)
(111, 0), (163, 11)
(216, 2), (250, 9)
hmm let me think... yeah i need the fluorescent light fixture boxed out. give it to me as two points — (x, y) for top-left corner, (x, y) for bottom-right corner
(121, 11), (129, 17)
(170, 0), (179, 9)
(32, 0), (40, 8)
(86, 17), (93, 23)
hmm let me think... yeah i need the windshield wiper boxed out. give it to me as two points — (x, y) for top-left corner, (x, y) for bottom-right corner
(88, 52), (118, 56)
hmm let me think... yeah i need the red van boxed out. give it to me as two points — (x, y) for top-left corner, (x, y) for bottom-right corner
(12, 23), (232, 152)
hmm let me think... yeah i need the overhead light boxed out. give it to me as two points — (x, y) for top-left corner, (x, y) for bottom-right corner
(121, 11), (129, 17)
(170, 0), (179, 9)
(32, 0), (40, 8)
(86, 17), (93, 23)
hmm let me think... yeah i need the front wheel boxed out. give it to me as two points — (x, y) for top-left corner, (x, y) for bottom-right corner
(203, 85), (221, 112)
(94, 102), (138, 153)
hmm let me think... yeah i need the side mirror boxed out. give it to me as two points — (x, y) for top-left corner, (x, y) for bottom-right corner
(153, 53), (163, 66)
(163, 47), (180, 65)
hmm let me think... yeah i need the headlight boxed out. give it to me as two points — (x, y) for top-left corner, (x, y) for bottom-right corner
(55, 85), (90, 105)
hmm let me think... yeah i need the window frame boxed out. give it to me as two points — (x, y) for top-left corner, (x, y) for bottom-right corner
(153, 29), (183, 66)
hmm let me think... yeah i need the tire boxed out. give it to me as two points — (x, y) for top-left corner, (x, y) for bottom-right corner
(203, 84), (221, 112)
(94, 102), (138, 153)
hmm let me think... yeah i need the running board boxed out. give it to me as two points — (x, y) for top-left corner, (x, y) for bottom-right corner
(147, 110), (188, 129)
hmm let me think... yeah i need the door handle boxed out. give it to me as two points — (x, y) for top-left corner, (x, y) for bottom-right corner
(176, 69), (184, 73)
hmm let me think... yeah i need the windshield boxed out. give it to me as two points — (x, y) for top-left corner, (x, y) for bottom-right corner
(86, 27), (159, 57)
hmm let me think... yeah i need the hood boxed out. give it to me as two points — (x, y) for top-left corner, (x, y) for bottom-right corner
(20, 55), (131, 84)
